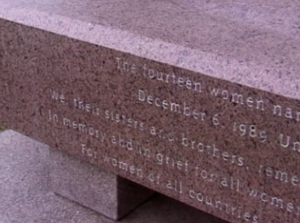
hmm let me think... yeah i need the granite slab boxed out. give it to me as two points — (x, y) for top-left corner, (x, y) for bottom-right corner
(1, 1), (300, 223)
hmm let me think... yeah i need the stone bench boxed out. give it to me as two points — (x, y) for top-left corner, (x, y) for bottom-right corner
(1, 0), (300, 223)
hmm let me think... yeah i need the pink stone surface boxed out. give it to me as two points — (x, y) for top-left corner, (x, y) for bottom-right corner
(0, 130), (227, 223)
(1, 0), (299, 99)
(50, 148), (154, 220)
(1, 1), (300, 223)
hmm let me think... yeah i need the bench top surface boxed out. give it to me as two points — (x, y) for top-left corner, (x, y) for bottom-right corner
(1, 0), (300, 99)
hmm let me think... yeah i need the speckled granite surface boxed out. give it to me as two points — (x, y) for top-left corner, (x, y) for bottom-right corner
(50, 148), (154, 220)
(0, 0), (299, 99)
(0, 130), (227, 223)
(1, 1), (300, 223)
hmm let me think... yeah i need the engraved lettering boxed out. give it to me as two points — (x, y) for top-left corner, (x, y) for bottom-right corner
(273, 104), (300, 121)
(104, 156), (143, 178)
(209, 87), (264, 111)
(279, 134), (300, 152)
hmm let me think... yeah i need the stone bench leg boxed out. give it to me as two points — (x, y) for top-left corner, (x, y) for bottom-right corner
(49, 149), (155, 220)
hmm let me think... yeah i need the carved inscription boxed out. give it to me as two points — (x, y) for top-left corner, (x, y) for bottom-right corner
(33, 51), (296, 223)
(42, 52), (300, 223)
(41, 54), (300, 223)
(4, 50), (299, 223)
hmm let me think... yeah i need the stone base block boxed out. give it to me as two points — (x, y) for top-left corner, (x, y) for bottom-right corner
(49, 149), (155, 220)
